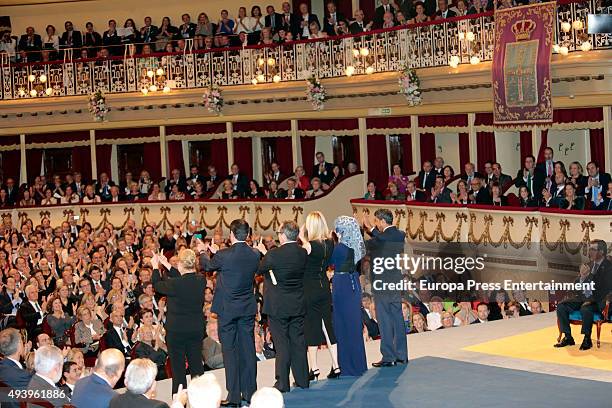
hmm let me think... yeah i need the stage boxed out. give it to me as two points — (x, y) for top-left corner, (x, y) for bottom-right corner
(152, 313), (612, 407)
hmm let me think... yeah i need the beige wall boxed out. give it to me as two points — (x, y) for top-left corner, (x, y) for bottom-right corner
(2, 0), (285, 36)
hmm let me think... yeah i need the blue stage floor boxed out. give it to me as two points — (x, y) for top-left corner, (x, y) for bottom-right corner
(282, 356), (611, 408)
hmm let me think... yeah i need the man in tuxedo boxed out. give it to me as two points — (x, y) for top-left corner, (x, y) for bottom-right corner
(469, 177), (492, 204)
(417, 161), (436, 192)
(429, 176), (452, 203)
(199, 219), (260, 407)
(312, 152), (334, 185)
(17, 284), (45, 339)
(4, 177), (18, 206)
(323, 2), (346, 36)
(471, 303), (490, 324)
(349, 9), (373, 34)
(514, 155), (544, 200)
(284, 178), (305, 199)
(27, 345), (70, 407)
(72, 349), (125, 408)
(265, 5), (284, 33)
(226, 163), (249, 197)
(492, 162), (512, 190)
(280, 2), (300, 38)
(179, 13), (197, 39)
(18, 27), (42, 61)
(405, 181), (426, 202)
(103, 310), (134, 357)
(434, 0), (457, 19)
(152, 249), (206, 393)
(109, 359), (169, 408)
(555, 240), (612, 350)
(375, 0), (395, 27)
(0, 328), (32, 408)
(584, 161), (611, 205)
(364, 209), (408, 367)
(512, 290), (532, 316)
(298, 2), (320, 39)
(258, 221), (309, 392)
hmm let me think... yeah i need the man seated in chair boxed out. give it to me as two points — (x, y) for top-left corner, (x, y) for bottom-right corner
(555, 239), (612, 350)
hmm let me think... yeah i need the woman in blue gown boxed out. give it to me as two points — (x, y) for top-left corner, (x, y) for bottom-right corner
(330, 215), (368, 377)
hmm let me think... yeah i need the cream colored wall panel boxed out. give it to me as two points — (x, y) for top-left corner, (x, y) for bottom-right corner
(546, 129), (588, 167)
(494, 131), (520, 174)
(434, 133), (460, 171)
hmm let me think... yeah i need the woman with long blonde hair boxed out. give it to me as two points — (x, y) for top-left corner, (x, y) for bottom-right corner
(298, 211), (340, 380)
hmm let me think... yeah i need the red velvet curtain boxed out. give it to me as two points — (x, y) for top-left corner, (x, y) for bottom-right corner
(537, 129), (548, 163)
(294, 0), (311, 13)
(337, 0), (353, 22)
(359, 0), (375, 24)
(71, 146), (92, 182)
(95, 144), (112, 180)
(143, 143), (162, 181)
(420, 133), (436, 164)
(348, 135), (360, 169)
(26, 149), (43, 183)
(399, 134), (413, 175)
(1, 150), (21, 182)
(210, 139), (229, 177)
(459, 133), (470, 168)
(233, 138), (253, 179)
(589, 128), (605, 172)
(301, 136), (316, 171)
(273, 137), (293, 176)
(520, 131), (532, 162)
(167, 141), (184, 176)
(367, 134), (388, 188)
(476, 132), (496, 173)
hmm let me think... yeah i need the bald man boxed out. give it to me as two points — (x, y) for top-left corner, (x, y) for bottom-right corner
(72, 348), (125, 408)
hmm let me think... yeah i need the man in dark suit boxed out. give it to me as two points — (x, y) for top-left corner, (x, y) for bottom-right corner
(0, 328), (32, 408)
(297, 2), (320, 39)
(535, 146), (555, 181)
(584, 161), (611, 205)
(16, 284), (45, 339)
(27, 345), (70, 407)
(375, 0), (395, 27)
(512, 290), (533, 317)
(204, 165), (222, 192)
(265, 5), (284, 32)
(18, 27), (42, 61)
(361, 294), (380, 339)
(258, 221), (309, 392)
(103, 310), (134, 357)
(95, 172), (115, 201)
(280, 1), (300, 38)
(460, 162), (483, 185)
(59, 361), (80, 400)
(515, 155), (544, 200)
(492, 162), (512, 190)
(60, 21), (83, 50)
(417, 161), (436, 192)
(323, 1), (346, 36)
(165, 168), (188, 196)
(469, 177), (492, 204)
(152, 248), (206, 393)
(364, 209), (408, 367)
(433, 0), (457, 19)
(140, 16), (159, 43)
(199, 219), (260, 407)
(349, 9), (374, 34)
(72, 349), (125, 408)
(429, 176), (452, 204)
(284, 178), (305, 199)
(312, 152), (334, 185)
(405, 181), (426, 202)
(226, 163), (249, 197)
(4, 178), (18, 206)
(555, 240), (612, 351)
(109, 359), (169, 408)
(178, 14), (197, 39)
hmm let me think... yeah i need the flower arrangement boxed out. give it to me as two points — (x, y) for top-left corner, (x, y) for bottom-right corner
(88, 90), (108, 122)
(203, 84), (223, 114)
(305, 73), (326, 111)
(398, 65), (422, 106)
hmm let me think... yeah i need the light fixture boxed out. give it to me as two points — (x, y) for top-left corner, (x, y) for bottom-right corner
(365, 66), (374, 75)
(156, 68), (164, 76)
(470, 55), (480, 65)
(352, 49), (360, 57)
(466, 32), (475, 42)
(449, 55), (460, 68)
(141, 88), (149, 95)
(580, 41), (591, 52)
(256, 74), (265, 82)
(29, 89), (37, 97)
(28, 74), (36, 82)
(45, 87), (52, 96)
(572, 20), (583, 30)
(552, 44), (560, 53)
(267, 57), (275, 66)
(251, 78), (258, 85)
(272, 74), (281, 83)
(360, 47), (369, 56)
(18, 88), (26, 97)
(39, 74), (47, 83)
(559, 46), (569, 56)
(163, 86), (171, 93)
(561, 21), (571, 33)
(345, 65), (355, 77)
(149, 84), (158, 92)
(458, 32), (465, 40)
(258, 57), (265, 66)
(146, 70), (154, 78)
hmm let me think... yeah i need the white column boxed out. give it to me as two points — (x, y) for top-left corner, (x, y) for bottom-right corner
(19, 134), (26, 185)
(584, 129), (591, 168)
(159, 126), (168, 179)
(604, 106), (611, 172)
(411, 115), (420, 174)
(291, 119), (300, 169)
(110, 144), (119, 182)
(468, 113), (477, 168)
(385, 134), (391, 174)
(89, 130), (97, 179)
(226, 122), (234, 174)
(532, 126), (541, 158)
(252, 136), (262, 183)
(181, 140), (190, 176)
(358, 117), (368, 185)
(351, 0), (359, 17)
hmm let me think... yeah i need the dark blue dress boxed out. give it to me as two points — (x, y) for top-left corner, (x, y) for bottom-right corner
(330, 243), (367, 377)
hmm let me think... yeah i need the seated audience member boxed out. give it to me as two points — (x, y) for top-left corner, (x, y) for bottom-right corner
(511, 290), (532, 316)
(350, 9), (373, 34)
(409, 312), (428, 333)
(327, 165), (343, 187)
(306, 177), (325, 198)
(385, 181), (406, 201)
(363, 180), (382, 200)
(0, 328), (32, 404)
(109, 358), (168, 408)
(461, 162), (482, 185)
(442, 165), (455, 184)
(409, 1), (430, 23)
(426, 297), (444, 330)
(488, 290), (508, 321)
(46, 295), (75, 345)
(171, 373), (222, 408)
(148, 183), (166, 201)
(168, 184), (186, 200)
(17, 284), (45, 339)
(381, 11), (397, 28)
(405, 181), (425, 202)
(434, 0), (457, 19)
(265, 180), (286, 199)
(27, 345), (70, 406)
(132, 325), (167, 380)
(284, 178), (305, 199)
(346, 162), (359, 174)
(558, 183), (585, 210)
(396, 11), (408, 25)
(451, 180), (469, 204)
(218, 180), (239, 199)
(468, 0), (490, 14)
(389, 164), (409, 193)
(503, 301), (521, 319)
(294, 166), (311, 191)
(417, 160), (436, 191)
(594, 181), (612, 210)
(491, 162), (512, 190)
(469, 177), (492, 205)
(490, 183), (507, 206)
(202, 320), (223, 370)
(361, 293), (379, 339)
(217, 9), (235, 35)
(454, 302), (477, 325)
(246, 180), (265, 199)
(263, 162), (285, 187)
(60, 361), (81, 399)
(529, 300), (544, 314)
(375, 0), (395, 27)
(74, 305), (104, 357)
(103, 310), (133, 357)
(323, 1), (346, 36)
(312, 152), (334, 185)
(471, 302), (490, 324)
(429, 176), (452, 203)
(226, 164), (249, 196)
(515, 155), (543, 200)
(517, 186), (537, 207)
(567, 161), (587, 196)
(454, 0), (470, 16)
(439, 310), (455, 329)
(72, 348), (126, 408)
(250, 387), (285, 408)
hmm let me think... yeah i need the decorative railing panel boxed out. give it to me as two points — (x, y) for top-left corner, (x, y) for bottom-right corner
(0, 0), (609, 100)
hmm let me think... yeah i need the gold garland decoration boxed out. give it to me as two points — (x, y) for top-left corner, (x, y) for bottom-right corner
(118, 208), (135, 230)
(540, 218), (593, 256)
(254, 206), (281, 232)
(239, 206), (250, 221)
(394, 209), (406, 228)
(468, 214), (538, 249)
(94, 208), (112, 231)
(63, 209), (74, 222)
(292, 206), (303, 223)
(158, 207), (172, 231)
(199, 206), (230, 230)
(79, 208), (89, 224)
(183, 206), (194, 224)
(405, 210), (466, 242)
(140, 207), (151, 228)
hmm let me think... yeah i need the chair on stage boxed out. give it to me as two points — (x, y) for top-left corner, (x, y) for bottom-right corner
(556, 302), (610, 348)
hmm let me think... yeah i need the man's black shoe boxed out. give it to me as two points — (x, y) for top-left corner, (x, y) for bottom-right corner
(396, 359), (408, 365)
(579, 337), (593, 351)
(554, 336), (575, 348)
(220, 400), (241, 407)
(372, 361), (396, 367)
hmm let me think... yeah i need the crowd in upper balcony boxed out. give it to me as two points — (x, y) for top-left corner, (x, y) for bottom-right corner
(364, 147), (612, 210)
(0, 0), (544, 63)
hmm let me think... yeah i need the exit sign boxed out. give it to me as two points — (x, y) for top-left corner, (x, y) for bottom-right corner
(369, 107), (392, 116)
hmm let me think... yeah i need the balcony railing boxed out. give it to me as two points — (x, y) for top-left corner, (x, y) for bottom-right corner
(0, 0), (610, 101)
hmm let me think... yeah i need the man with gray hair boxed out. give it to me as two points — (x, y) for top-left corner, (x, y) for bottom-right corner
(0, 328), (32, 408)
(72, 348), (125, 408)
(170, 373), (222, 408)
(27, 345), (70, 407)
(109, 359), (168, 408)
(258, 220), (309, 392)
(250, 387), (284, 408)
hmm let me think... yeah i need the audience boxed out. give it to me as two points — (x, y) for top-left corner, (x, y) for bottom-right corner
(72, 348), (126, 408)
(109, 358), (168, 408)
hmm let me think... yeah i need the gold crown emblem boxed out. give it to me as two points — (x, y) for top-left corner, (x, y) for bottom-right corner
(511, 19), (536, 41)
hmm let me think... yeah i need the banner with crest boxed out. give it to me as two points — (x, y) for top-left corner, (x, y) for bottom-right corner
(492, 2), (556, 128)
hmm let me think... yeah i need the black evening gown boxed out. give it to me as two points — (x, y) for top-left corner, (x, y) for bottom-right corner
(303, 239), (337, 346)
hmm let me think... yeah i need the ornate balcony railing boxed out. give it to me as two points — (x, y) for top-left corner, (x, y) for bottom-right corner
(0, 0), (610, 101)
